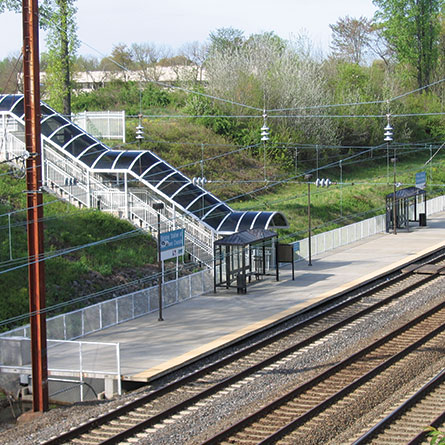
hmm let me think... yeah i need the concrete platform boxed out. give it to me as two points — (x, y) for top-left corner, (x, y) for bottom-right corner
(83, 212), (445, 383)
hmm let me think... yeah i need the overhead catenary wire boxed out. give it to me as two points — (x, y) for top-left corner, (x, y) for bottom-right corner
(128, 110), (445, 120)
(58, 33), (263, 112)
(2, 9), (445, 331)
(267, 77), (445, 113)
(1, 23), (438, 256)
(0, 197), (65, 218)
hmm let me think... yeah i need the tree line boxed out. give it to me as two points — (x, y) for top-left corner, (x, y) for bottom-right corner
(0, 0), (444, 152)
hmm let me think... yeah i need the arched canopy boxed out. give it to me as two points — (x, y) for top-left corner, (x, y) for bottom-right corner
(0, 94), (289, 235)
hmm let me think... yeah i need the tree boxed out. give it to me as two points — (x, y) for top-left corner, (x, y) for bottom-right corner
(0, 53), (22, 93)
(366, 24), (394, 66)
(330, 16), (372, 64)
(373, 0), (444, 89)
(0, 0), (79, 116)
(204, 31), (338, 147)
(73, 55), (100, 72)
(44, 0), (79, 116)
(209, 27), (245, 55)
(180, 41), (209, 81)
(99, 43), (135, 76)
(131, 42), (171, 82)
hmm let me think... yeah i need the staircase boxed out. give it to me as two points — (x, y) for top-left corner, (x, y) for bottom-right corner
(0, 94), (288, 268)
(1, 119), (214, 266)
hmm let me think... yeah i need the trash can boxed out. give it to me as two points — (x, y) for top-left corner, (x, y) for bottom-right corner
(419, 213), (427, 226)
(236, 274), (246, 294)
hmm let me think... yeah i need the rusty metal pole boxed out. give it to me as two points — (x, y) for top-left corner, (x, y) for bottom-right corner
(23, 0), (49, 412)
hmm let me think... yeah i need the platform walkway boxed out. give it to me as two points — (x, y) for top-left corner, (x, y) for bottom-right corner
(83, 211), (445, 382)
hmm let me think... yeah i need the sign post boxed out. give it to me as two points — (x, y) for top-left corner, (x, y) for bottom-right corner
(153, 202), (165, 321)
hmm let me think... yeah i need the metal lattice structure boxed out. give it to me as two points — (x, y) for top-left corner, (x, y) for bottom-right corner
(0, 95), (289, 265)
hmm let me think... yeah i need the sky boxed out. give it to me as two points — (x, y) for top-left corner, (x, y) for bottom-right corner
(0, 0), (377, 59)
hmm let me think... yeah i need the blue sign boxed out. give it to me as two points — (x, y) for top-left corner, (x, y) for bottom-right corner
(293, 242), (300, 253)
(160, 229), (185, 261)
(415, 171), (426, 189)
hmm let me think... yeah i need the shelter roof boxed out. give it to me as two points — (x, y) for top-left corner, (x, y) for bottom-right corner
(386, 186), (426, 199)
(214, 229), (277, 247)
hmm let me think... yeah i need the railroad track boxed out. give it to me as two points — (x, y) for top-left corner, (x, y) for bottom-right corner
(352, 369), (445, 444)
(43, 251), (445, 445)
(202, 300), (445, 444)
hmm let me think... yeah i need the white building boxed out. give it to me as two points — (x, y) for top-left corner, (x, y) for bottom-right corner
(19, 66), (207, 93)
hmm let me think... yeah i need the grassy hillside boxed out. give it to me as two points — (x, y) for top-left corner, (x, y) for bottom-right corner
(123, 115), (280, 200)
(231, 146), (445, 242)
(0, 166), (157, 332)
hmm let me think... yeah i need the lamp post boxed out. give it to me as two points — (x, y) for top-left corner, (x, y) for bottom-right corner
(153, 202), (164, 321)
(304, 174), (312, 266)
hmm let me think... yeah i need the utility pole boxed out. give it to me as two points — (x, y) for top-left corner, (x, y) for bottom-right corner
(23, 0), (49, 412)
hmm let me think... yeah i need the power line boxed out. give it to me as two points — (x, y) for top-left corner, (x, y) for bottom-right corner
(0, 198), (64, 218)
(129, 114), (261, 119)
(268, 99), (386, 113)
(390, 77), (445, 102)
(267, 112), (445, 119)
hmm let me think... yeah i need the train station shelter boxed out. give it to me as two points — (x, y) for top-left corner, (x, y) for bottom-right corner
(213, 229), (277, 294)
(386, 186), (427, 232)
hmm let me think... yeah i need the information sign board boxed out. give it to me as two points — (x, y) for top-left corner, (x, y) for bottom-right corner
(160, 229), (185, 261)
(416, 171), (426, 189)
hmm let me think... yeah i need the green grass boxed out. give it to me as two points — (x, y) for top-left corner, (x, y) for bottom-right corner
(122, 115), (280, 200)
(1, 139), (444, 332)
(0, 166), (157, 331)
(231, 146), (445, 242)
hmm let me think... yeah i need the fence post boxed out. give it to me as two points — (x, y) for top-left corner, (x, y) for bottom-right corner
(124, 173), (129, 219)
(86, 170), (91, 208)
(79, 342), (84, 402)
(107, 111), (111, 140)
(122, 111), (126, 144)
(63, 314), (67, 340)
(202, 269), (205, 293)
(116, 343), (121, 395)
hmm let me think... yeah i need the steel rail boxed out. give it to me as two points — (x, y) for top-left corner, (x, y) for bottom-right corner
(44, 250), (445, 445)
(202, 300), (445, 444)
(408, 411), (445, 445)
(91, 271), (444, 445)
(352, 369), (445, 444)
